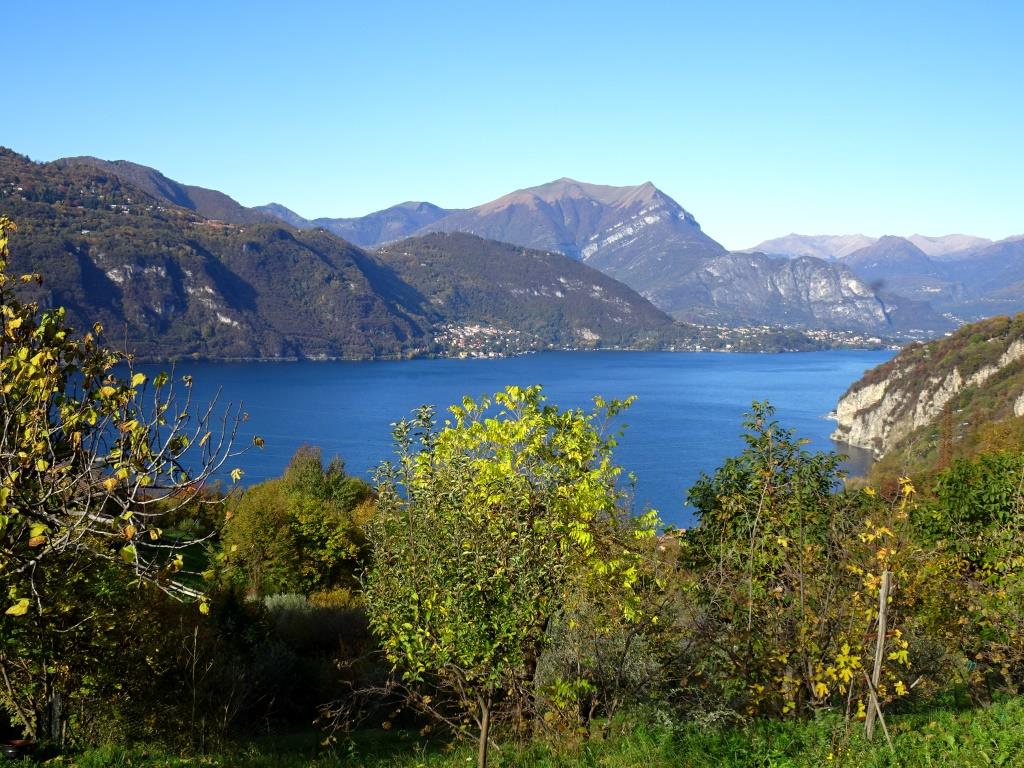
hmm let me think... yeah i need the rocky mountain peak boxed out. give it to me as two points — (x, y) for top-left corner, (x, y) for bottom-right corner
(474, 178), (673, 216)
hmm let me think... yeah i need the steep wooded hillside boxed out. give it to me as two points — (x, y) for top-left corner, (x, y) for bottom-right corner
(54, 156), (272, 225)
(376, 232), (692, 352)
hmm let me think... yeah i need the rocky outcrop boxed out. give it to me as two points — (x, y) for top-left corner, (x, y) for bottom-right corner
(663, 254), (893, 331)
(832, 318), (1024, 458)
(831, 367), (963, 457)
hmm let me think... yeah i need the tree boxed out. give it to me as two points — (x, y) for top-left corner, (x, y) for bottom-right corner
(362, 386), (658, 767)
(222, 446), (373, 598)
(682, 402), (919, 718)
(0, 217), (246, 742)
(926, 452), (1024, 699)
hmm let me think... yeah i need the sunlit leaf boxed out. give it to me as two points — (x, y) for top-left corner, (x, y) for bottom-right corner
(5, 598), (29, 616)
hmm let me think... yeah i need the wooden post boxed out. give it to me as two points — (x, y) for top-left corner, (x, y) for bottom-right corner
(865, 570), (891, 741)
(862, 670), (895, 754)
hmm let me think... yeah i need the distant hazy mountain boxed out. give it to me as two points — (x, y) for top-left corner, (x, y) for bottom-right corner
(252, 202), (313, 229)
(907, 233), (991, 258)
(748, 234), (878, 260)
(256, 201), (453, 246)
(844, 236), (937, 276)
(829, 235), (1024, 321)
(308, 202), (453, 247)
(943, 237), (1024, 318)
(752, 233), (998, 262)
(55, 156), (272, 225)
(841, 236), (961, 304)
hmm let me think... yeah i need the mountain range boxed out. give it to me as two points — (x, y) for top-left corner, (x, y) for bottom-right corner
(0, 149), (702, 360)
(256, 181), (954, 335)
(10, 147), (1023, 356)
(253, 200), (452, 247)
(750, 233), (994, 261)
(751, 232), (1024, 321)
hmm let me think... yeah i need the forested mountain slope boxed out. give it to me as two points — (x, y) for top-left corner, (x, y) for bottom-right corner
(1, 149), (433, 359)
(376, 232), (691, 351)
(54, 155), (273, 225)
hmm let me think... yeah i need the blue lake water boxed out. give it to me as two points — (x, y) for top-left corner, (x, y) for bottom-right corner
(145, 350), (893, 527)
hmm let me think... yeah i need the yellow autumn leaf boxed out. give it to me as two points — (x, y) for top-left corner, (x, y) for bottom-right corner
(5, 598), (29, 616)
(131, 372), (147, 387)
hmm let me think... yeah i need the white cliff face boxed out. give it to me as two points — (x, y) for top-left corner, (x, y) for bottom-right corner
(832, 335), (1024, 458)
(831, 380), (892, 455)
(966, 338), (1024, 389)
(1015, 392), (1024, 418)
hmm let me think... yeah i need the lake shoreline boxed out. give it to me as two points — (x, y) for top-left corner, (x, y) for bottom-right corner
(125, 343), (896, 365)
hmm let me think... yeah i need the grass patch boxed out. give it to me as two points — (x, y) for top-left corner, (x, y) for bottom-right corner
(45, 696), (1024, 767)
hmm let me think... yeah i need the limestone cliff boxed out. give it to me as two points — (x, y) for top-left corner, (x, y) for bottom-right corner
(832, 314), (1024, 458)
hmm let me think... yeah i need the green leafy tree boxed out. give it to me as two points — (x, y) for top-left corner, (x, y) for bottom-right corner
(222, 446), (373, 597)
(362, 386), (658, 767)
(0, 554), (161, 747)
(682, 402), (920, 718)
(923, 452), (1024, 699)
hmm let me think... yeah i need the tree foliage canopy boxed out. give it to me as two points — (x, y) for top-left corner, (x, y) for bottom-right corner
(222, 446), (373, 597)
(362, 385), (658, 766)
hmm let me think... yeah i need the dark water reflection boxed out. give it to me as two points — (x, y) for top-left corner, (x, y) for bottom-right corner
(834, 441), (878, 481)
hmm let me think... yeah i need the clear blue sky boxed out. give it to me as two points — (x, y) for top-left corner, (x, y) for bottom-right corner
(7, 1), (1023, 249)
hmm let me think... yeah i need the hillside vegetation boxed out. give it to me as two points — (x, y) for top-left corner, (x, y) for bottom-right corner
(377, 232), (692, 352)
(833, 313), (1024, 482)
